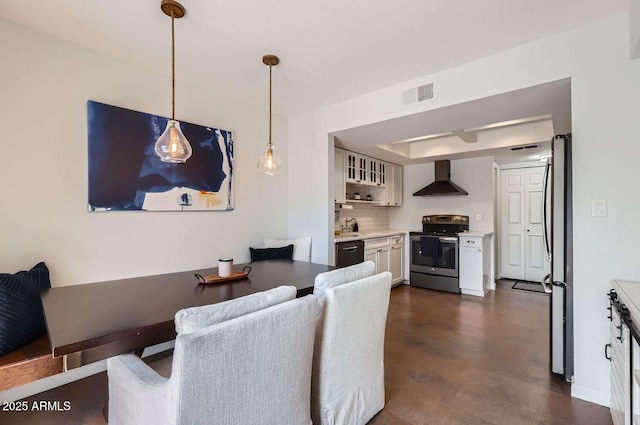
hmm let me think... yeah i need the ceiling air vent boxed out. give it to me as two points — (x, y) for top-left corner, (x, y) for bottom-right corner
(402, 83), (434, 106)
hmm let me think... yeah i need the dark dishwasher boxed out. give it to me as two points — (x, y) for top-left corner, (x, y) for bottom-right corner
(335, 240), (365, 268)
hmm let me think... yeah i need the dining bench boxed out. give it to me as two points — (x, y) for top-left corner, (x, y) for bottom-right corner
(0, 334), (63, 392)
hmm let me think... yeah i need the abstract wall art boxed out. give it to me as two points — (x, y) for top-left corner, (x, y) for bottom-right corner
(87, 100), (233, 211)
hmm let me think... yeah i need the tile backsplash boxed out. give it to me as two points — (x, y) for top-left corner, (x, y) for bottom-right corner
(335, 203), (389, 232)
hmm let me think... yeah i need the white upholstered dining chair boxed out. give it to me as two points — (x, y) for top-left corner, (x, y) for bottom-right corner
(312, 262), (392, 425)
(107, 286), (319, 425)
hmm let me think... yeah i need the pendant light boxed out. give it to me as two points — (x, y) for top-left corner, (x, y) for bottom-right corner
(154, 0), (192, 163)
(258, 55), (283, 176)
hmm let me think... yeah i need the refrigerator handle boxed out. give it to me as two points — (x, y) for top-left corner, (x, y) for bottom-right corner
(542, 160), (552, 262)
(541, 273), (552, 294)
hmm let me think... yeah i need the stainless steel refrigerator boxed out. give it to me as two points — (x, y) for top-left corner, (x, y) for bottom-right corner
(542, 134), (573, 381)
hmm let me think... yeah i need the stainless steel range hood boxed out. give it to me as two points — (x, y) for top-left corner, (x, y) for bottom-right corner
(412, 160), (468, 196)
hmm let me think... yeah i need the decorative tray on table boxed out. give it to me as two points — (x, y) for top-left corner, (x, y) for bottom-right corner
(194, 266), (252, 284)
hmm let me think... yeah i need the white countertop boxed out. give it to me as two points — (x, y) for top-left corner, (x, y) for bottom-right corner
(334, 229), (415, 243)
(459, 231), (494, 238)
(334, 229), (493, 242)
(612, 280), (640, 325)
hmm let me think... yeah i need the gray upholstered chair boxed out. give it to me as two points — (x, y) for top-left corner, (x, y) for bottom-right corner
(107, 286), (319, 425)
(312, 262), (392, 425)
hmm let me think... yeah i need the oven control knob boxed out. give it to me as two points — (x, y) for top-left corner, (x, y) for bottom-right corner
(431, 267), (435, 271)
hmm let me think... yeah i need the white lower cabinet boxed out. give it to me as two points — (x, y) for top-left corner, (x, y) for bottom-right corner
(364, 248), (378, 267)
(609, 307), (630, 425)
(389, 236), (404, 285)
(364, 246), (389, 276)
(459, 235), (490, 297)
(608, 281), (640, 425)
(365, 237), (389, 275)
(364, 235), (404, 285)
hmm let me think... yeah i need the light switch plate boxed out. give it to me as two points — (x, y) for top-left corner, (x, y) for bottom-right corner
(591, 199), (607, 217)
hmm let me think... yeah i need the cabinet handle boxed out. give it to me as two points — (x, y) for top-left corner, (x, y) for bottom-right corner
(607, 305), (612, 321)
(605, 343), (611, 361)
(616, 324), (624, 342)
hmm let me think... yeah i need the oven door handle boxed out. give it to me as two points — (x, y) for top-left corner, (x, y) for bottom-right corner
(410, 236), (458, 242)
(438, 237), (457, 242)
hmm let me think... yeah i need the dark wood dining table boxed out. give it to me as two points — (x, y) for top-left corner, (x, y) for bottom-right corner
(40, 260), (334, 368)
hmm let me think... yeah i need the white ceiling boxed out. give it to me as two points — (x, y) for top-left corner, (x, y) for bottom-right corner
(333, 79), (569, 165)
(0, 0), (628, 114)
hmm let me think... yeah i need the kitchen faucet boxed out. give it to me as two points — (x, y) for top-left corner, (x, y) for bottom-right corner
(343, 218), (358, 233)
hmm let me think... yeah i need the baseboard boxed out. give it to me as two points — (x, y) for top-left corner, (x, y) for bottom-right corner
(0, 340), (175, 403)
(461, 288), (486, 297)
(392, 279), (409, 288)
(571, 383), (610, 407)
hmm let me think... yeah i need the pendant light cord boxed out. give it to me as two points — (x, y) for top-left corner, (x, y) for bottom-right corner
(171, 11), (176, 121)
(268, 63), (272, 147)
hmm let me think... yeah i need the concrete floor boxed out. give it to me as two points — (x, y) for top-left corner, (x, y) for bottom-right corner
(3, 284), (612, 424)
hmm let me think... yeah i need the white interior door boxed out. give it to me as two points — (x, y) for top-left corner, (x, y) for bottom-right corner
(524, 167), (550, 282)
(500, 166), (550, 282)
(500, 169), (525, 280)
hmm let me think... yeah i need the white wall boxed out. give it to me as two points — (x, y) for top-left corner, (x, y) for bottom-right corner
(288, 13), (640, 406)
(336, 203), (389, 233)
(388, 157), (494, 232)
(631, 0), (640, 59)
(0, 18), (288, 286)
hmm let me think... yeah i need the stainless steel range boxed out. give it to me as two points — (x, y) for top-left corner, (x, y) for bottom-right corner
(409, 215), (469, 293)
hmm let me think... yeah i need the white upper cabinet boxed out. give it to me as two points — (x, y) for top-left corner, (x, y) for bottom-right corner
(337, 148), (402, 206)
(378, 162), (387, 187)
(386, 163), (403, 206)
(334, 148), (346, 203)
(366, 158), (387, 187)
(345, 152), (357, 183)
(369, 157), (380, 186)
(346, 152), (370, 184)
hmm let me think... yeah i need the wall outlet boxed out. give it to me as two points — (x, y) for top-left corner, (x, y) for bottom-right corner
(476, 214), (482, 221)
(591, 199), (607, 217)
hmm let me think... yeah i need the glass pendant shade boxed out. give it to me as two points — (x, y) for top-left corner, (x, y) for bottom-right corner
(155, 0), (191, 164)
(259, 54), (283, 177)
(258, 144), (283, 176)
(154, 120), (192, 163)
